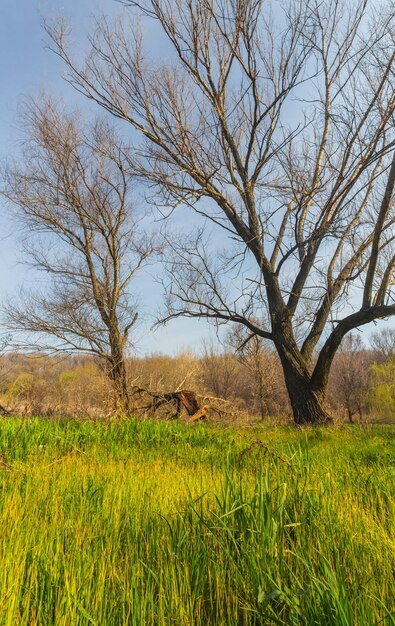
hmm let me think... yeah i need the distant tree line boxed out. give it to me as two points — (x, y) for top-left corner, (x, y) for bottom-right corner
(0, 329), (394, 422)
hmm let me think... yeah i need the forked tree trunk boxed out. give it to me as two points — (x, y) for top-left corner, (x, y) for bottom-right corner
(281, 360), (332, 425)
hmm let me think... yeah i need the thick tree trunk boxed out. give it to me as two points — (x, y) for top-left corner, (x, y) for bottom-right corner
(281, 360), (332, 425)
(272, 321), (332, 425)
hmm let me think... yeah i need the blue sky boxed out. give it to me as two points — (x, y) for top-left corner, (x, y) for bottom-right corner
(0, 0), (217, 355)
(0, 1), (391, 356)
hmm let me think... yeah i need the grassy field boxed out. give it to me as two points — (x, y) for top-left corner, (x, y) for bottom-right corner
(0, 418), (394, 625)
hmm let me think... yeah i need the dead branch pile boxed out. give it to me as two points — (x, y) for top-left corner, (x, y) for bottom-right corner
(131, 387), (208, 421)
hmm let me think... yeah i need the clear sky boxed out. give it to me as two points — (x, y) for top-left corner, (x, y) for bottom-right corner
(0, 0), (217, 355)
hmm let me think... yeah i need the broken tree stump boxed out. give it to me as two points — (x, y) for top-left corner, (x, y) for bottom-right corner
(131, 387), (207, 420)
(0, 404), (11, 417)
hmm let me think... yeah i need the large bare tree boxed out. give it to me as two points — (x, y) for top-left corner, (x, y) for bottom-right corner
(2, 99), (154, 414)
(47, 0), (395, 423)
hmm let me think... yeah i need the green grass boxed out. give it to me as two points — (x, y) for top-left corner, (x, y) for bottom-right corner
(0, 418), (394, 625)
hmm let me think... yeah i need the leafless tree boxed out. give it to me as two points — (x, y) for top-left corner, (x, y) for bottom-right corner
(200, 341), (239, 400)
(47, 0), (395, 423)
(370, 328), (395, 361)
(227, 324), (283, 421)
(328, 333), (372, 422)
(1, 99), (154, 414)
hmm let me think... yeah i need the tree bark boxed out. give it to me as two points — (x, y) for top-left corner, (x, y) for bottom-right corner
(108, 339), (131, 416)
(271, 320), (332, 424)
(281, 360), (332, 425)
(113, 361), (131, 415)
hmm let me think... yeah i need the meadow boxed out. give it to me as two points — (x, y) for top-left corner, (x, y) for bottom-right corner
(0, 417), (394, 625)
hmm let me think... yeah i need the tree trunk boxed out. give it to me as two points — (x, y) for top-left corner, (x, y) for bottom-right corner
(107, 346), (131, 416)
(273, 322), (332, 425)
(282, 361), (332, 425)
(112, 361), (131, 415)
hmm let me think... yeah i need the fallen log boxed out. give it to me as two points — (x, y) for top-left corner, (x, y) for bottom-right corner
(132, 386), (207, 420)
(0, 404), (11, 417)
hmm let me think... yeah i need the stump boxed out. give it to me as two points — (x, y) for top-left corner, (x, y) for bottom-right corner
(132, 387), (207, 420)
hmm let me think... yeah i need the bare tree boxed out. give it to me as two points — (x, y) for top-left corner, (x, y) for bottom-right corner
(47, 0), (395, 423)
(227, 325), (283, 421)
(328, 334), (371, 422)
(200, 341), (239, 400)
(370, 328), (395, 361)
(1, 99), (154, 414)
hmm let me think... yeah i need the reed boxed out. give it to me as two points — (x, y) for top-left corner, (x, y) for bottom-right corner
(0, 418), (393, 625)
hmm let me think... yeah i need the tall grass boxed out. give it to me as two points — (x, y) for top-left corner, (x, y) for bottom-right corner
(0, 418), (394, 624)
